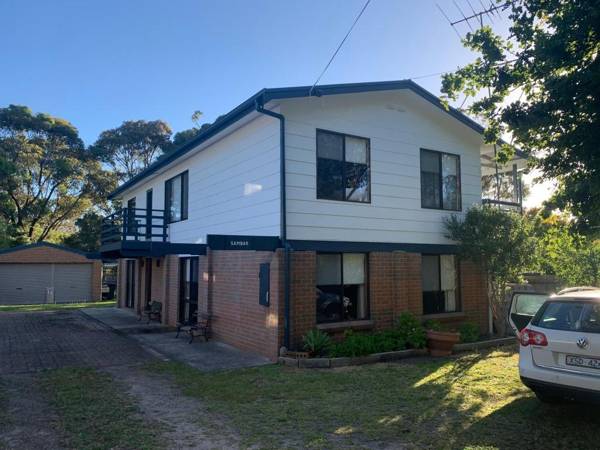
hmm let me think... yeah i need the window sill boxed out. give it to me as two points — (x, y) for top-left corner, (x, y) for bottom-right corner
(421, 312), (465, 320)
(317, 320), (374, 332)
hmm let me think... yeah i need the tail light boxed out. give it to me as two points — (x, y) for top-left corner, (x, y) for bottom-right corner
(520, 328), (548, 347)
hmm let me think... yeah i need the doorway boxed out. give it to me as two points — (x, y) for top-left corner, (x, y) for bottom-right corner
(179, 257), (199, 323)
(125, 260), (136, 308)
(144, 258), (152, 307)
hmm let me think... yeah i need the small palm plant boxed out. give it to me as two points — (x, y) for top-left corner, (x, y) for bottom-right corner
(302, 329), (332, 357)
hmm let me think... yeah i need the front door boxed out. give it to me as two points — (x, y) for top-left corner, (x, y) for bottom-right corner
(179, 257), (199, 323)
(145, 189), (153, 240)
(125, 260), (136, 308)
(145, 258), (152, 307)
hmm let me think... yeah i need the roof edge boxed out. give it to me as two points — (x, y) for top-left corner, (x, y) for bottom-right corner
(0, 242), (97, 259)
(109, 79), (511, 199)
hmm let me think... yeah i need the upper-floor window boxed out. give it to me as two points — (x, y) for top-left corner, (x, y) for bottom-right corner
(165, 171), (188, 223)
(422, 254), (460, 315)
(317, 129), (370, 203)
(420, 149), (461, 211)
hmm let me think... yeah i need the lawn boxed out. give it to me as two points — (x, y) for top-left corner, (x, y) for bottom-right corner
(0, 300), (115, 313)
(42, 367), (162, 450)
(148, 348), (600, 449)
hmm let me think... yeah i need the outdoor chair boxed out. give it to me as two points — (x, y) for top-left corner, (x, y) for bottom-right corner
(176, 312), (211, 344)
(140, 300), (162, 324)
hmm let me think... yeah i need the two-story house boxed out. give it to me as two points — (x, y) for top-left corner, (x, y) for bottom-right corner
(100, 80), (524, 360)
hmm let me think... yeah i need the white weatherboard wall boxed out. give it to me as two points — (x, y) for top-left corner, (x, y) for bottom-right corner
(118, 114), (280, 244)
(280, 90), (483, 245)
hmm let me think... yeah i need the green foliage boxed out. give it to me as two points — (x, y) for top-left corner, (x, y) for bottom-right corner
(445, 205), (536, 335)
(459, 323), (480, 344)
(528, 211), (600, 286)
(329, 329), (406, 357)
(423, 320), (442, 332)
(395, 312), (427, 349)
(441, 0), (600, 229)
(0, 105), (115, 244)
(91, 119), (173, 183)
(302, 329), (332, 357)
(62, 211), (103, 252)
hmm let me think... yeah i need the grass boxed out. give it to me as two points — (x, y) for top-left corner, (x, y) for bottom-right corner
(147, 348), (600, 449)
(41, 367), (162, 450)
(0, 300), (115, 313)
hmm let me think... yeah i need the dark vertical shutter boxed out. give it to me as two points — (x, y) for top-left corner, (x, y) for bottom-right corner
(164, 179), (172, 222)
(259, 263), (270, 306)
(181, 171), (189, 220)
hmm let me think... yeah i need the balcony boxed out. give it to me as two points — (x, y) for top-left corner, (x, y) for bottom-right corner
(100, 208), (205, 258)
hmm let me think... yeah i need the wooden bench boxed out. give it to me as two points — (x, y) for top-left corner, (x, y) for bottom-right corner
(139, 301), (162, 324)
(176, 312), (211, 344)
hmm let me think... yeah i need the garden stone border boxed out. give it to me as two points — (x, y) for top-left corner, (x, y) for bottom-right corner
(453, 336), (516, 352)
(279, 348), (428, 369)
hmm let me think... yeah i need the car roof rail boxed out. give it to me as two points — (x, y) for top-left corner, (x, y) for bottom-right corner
(556, 286), (599, 295)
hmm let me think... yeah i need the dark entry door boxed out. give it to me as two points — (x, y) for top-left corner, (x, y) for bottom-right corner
(144, 258), (152, 307)
(179, 257), (199, 323)
(145, 189), (153, 240)
(125, 260), (136, 308)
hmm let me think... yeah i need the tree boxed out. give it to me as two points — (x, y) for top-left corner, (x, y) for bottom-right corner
(62, 211), (103, 252)
(0, 105), (115, 244)
(445, 205), (536, 335)
(441, 0), (600, 230)
(92, 120), (172, 183)
(528, 210), (600, 286)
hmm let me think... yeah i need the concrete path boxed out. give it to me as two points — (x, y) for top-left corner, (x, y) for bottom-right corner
(82, 307), (271, 371)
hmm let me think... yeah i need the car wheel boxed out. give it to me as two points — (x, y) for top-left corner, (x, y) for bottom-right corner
(534, 389), (563, 404)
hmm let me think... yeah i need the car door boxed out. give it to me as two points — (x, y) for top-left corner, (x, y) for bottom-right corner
(507, 292), (549, 334)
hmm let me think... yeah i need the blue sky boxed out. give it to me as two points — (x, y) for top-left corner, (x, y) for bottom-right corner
(1, 0), (495, 145)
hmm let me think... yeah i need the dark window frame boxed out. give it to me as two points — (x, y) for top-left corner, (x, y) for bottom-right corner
(164, 171), (189, 224)
(316, 251), (370, 324)
(421, 253), (462, 315)
(420, 148), (462, 211)
(316, 129), (371, 204)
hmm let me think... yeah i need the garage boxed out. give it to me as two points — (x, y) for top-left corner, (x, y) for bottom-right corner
(0, 242), (102, 305)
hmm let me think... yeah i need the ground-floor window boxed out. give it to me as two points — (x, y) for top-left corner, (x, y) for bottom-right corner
(422, 254), (460, 315)
(316, 253), (368, 323)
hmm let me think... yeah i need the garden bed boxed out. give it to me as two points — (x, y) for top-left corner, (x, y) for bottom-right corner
(279, 348), (428, 368)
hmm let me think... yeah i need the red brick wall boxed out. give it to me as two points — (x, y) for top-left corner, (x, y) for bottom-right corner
(288, 250), (489, 350)
(289, 251), (317, 350)
(208, 250), (283, 360)
(162, 255), (180, 327)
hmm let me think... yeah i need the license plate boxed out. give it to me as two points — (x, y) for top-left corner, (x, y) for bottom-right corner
(566, 355), (600, 369)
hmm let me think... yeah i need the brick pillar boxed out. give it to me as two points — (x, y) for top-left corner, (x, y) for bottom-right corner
(198, 254), (209, 318)
(394, 252), (422, 319)
(289, 250), (316, 350)
(369, 252), (395, 330)
(271, 249), (285, 352)
(91, 260), (103, 301)
(162, 255), (180, 327)
(117, 259), (127, 308)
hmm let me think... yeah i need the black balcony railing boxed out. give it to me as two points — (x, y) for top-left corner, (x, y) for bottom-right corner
(101, 208), (168, 245)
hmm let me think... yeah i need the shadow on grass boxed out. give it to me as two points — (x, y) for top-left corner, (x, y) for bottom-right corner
(146, 348), (599, 449)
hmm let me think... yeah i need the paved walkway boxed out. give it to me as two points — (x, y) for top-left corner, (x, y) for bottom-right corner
(0, 311), (153, 375)
(82, 307), (271, 371)
(0, 308), (270, 375)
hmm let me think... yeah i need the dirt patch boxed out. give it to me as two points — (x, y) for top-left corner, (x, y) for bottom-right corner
(0, 374), (65, 450)
(106, 366), (242, 450)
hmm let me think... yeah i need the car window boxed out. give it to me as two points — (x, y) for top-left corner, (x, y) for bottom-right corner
(533, 300), (600, 333)
(513, 293), (548, 316)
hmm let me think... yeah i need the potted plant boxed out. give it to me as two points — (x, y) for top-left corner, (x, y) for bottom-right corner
(424, 320), (460, 357)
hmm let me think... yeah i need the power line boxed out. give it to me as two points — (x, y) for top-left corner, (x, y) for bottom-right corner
(308, 0), (372, 96)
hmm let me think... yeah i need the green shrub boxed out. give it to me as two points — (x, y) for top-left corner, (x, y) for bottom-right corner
(396, 313), (427, 349)
(302, 329), (332, 357)
(423, 319), (442, 331)
(459, 322), (480, 343)
(329, 330), (406, 358)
